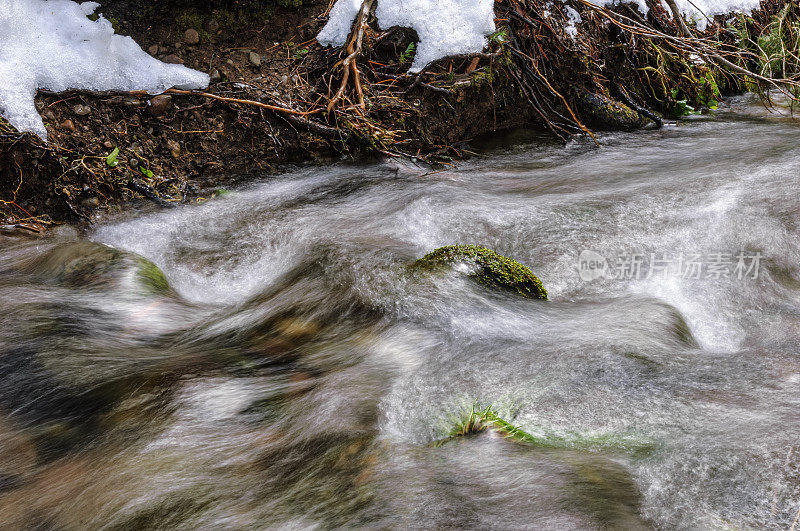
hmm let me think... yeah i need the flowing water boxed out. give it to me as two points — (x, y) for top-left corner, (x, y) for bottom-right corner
(1, 95), (799, 529)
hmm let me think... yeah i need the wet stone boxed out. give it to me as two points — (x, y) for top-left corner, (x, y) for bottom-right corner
(148, 95), (172, 117)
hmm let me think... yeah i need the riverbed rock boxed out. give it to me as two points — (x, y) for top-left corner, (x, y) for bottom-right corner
(414, 245), (548, 300)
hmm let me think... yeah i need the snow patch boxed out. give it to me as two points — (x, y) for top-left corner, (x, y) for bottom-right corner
(663, 0), (761, 30)
(585, 0), (760, 30)
(585, 0), (650, 16)
(0, 0), (209, 141)
(564, 6), (582, 38)
(320, 0), (761, 64)
(318, 0), (496, 72)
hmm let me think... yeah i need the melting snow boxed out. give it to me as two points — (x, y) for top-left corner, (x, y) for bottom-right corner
(564, 6), (582, 38)
(665, 0), (761, 30)
(318, 0), (496, 72)
(320, 0), (762, 66)
(0, 0), (209, 141)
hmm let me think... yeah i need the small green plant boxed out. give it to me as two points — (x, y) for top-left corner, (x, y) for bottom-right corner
(106, 147), (119, 168)
(488, 29), (507, 45)
(697, 72), (720, 109)
(446, 403), (490, 439)
(668, 88), (695, 117)
(137, 165), (154, 179)
(433, 403), (658, 458)
(399, 42), (416, 64)
(729, 6), (800, 96)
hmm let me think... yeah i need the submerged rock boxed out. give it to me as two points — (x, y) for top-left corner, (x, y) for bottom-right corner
(26, 241), (171, 296)
(414, 245), (548, 300)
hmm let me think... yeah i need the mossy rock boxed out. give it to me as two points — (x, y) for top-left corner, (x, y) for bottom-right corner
(575, 91), (646, 131)
(414, 245), (548, 300)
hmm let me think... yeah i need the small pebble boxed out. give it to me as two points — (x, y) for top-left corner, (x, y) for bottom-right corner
(184, 29), (200, 45)
(103, 141), (113, 149)
(249, 51), (261, 67)
(204, 19), (220, 33)
(166, 139), (181, 158)
(128, 158), (140, 169)
(73, 104), (91, 116)
(148, 95), (172, 117)
(210, 69), (221, 82)
(163, 54), (183, 65)
(147, 44), (159, 56)
(60, 119), (75, 132)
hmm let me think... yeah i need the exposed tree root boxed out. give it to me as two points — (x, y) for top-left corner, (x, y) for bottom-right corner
(326, 0), (375, 113)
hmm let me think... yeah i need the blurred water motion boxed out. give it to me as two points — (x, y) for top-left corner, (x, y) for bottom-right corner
(0, 97), (798, 528)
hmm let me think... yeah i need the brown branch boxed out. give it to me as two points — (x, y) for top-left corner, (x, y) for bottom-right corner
(39, 88), (316, 116)
(161, 89), (318, 116)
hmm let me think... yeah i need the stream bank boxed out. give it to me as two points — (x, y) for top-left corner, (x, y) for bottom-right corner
(0, 0), (794, 227)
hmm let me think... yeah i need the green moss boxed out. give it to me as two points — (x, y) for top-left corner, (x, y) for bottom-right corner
(577, 92), (646, 131)
(414, 244), (548, 300)
(136, 257), (170, 295)
(175, 10), (210, 41)
(471, 68), (497, 87)
(434, 405), (658, 458)
(202, 2), (284, 35)
(106, 17), (122, 33)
